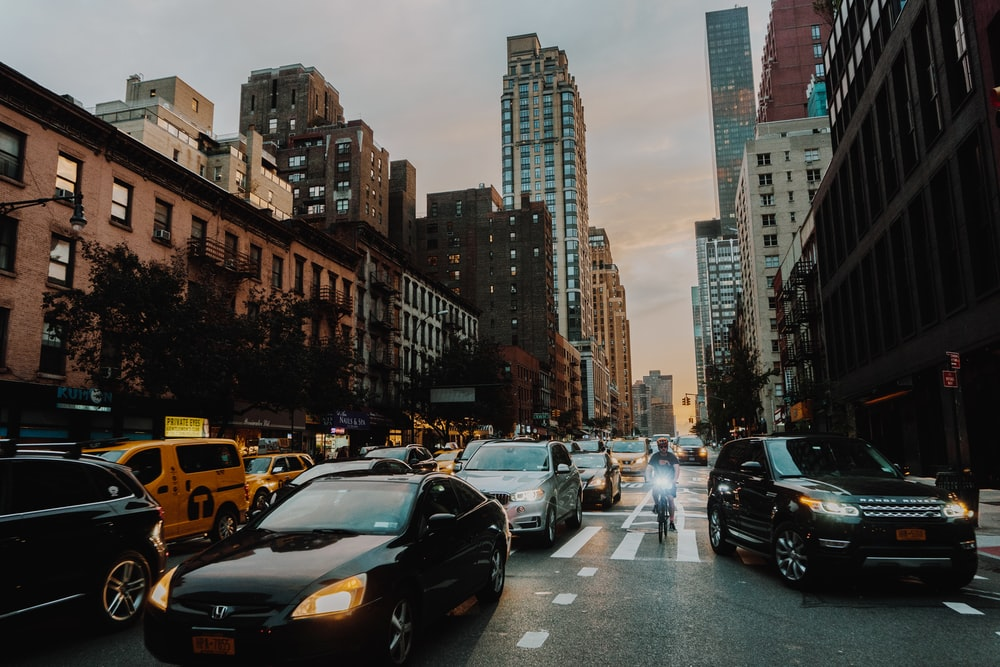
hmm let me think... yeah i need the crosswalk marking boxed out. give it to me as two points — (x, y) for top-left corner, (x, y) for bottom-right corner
(517, 631), (549, 648)
(611, 532), (644, 560)
(552, 526), (601, 558)
(552, 593), (576, 605)
(944, 601), (984, 615)
(676, 528), (700, 562)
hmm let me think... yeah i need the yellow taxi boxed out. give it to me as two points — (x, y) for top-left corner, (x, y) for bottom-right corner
(244, 452), (314, 513)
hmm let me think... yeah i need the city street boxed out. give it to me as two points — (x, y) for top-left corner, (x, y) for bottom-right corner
(7, 466), (1000, 667)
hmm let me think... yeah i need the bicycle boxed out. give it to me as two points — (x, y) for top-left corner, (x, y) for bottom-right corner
(652, 475), (675, 543)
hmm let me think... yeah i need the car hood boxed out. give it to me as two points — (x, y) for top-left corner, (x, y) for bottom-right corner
(578, 470), (598, 482)
(172, 530), (396, 605)
(781, 476), (947, 500)
(457, 470), (551, 492)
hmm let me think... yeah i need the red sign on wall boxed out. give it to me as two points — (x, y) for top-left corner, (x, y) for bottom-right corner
(946, 351), (961, 369)
(942, 370), (958, 388)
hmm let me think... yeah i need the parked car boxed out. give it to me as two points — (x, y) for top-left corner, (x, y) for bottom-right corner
(433, 448), (464, 474)
(0, 441), (167, 630)
(608, 438), (652, 481)
(456, 439), (583, 546)
(673, 435), (709, 466)
(269, 457), (413, 506)
(364, 445), (437, 473)
(144, 472), (510, 665)
(244, 452), (314, 513)
(571, 450), (622, 509)
(85, 438), (249, 542)
(707, 434), (978, 589)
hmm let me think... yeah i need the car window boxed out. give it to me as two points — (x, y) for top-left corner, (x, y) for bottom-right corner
(550, 443), (571, 468)
(287, 456), (305, 472)
(245, 457), (272, 474)
(177, 443), (240, 472)
(571, 453), (607, 469)
(126, 448), (163, 485)
(7, 460), (134, 513)
(768, 437), (899, 478)
(421, 479), (461, 516)
(366, 448), (406, 461)
(452, 477), (487, 512)
(610, 440), (646, 454)
(259, 480), (416, 535)
(466, 445), (549, 471)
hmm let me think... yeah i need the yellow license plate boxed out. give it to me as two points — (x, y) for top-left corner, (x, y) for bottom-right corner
(896, 528), (926, 541)
(193, 636), (235, 655)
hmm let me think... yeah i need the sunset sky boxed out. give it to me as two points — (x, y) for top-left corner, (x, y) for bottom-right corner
(4, 0), (773, 426)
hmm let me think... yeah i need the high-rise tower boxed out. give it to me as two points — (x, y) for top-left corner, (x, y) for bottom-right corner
(705, 7), (757, 236)
(502, 34), (592, 345)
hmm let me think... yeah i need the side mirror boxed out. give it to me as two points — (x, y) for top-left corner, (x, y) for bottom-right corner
(739, 461), (766, 476)
(426, 513), (457, 531)
(556, 463), (571, 473)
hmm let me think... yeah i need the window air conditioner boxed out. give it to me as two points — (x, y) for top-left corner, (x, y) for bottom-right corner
(153, 228), (172, 241)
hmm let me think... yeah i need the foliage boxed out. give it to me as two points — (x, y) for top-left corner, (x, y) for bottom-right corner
(404, 338), (513, 443)
(812, 0), (839, 26)
(705, 334), (775, 440)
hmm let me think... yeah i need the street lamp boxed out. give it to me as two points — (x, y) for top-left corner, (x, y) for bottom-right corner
(0, 193), (87, 233)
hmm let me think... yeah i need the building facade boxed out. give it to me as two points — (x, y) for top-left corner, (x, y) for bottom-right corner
(590, 227), (633, 437)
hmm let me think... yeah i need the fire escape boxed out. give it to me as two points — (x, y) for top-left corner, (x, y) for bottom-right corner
(776, 258), (819, 405)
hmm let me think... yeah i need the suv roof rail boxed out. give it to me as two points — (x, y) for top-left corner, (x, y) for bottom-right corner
(0, 439), (84, 459)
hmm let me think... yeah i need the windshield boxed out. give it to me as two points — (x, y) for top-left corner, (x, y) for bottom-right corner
(571, 453), (607, 469)
(465, 445), (549, 472)
(366, 448), (406, 461)
(91, 450), (126, 463)
(611, 440), (646, 454)
(766, 437), (901, 479)
(258, 479), (416, 535)
(435, 450), (460, 462)
(244, 457), (272, 474)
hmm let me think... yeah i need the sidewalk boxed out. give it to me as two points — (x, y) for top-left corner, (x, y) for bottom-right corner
(912, 478), (1000, 559)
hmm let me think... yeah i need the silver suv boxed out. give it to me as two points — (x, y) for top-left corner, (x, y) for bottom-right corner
(456, 439), (583, 546)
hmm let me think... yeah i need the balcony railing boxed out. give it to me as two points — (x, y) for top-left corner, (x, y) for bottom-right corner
(313, 286), (353, 314)
(187, 238), (256, 276)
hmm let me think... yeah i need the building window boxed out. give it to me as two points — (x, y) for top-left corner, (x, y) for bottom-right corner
(811, 24), (821, 40)
(294, 256), (305, 294)
(48, 234), (73, 286)
(0, 217), (17, 272)
(455, 200), (463, 217)
(763, 234), (778, 247)
(289, 155), (306, 168)
(813, 44), (823, 59)
(249, 244), (262, 280)
(815, 63), (825, 77)
(271, 255), (284, 290)
(153, 199), (172, 240)
(804, 148), (820, 162)
(336, 199), (349, 214)
(510, 266), (517, 277)
(762, 213), (776, 226)
(806, 168), (821, 183)
(509, 249), (517, 260)
(758, 173), (773, 186)
(756, 153), (771, 166)
(448, 254), (461, 265)
(111, 180), (132, 227)
(55, 154), (80, 199)
(336, 160), (350, 173)
(39, 320), (67, 375)
(765, 255), (780, 268)
(760, 193), (775, 206)
(268, 118), (277, 132)
(0, 307), (8, 366)
(336, 142), (350, 155)
(0, 123), (25, 180)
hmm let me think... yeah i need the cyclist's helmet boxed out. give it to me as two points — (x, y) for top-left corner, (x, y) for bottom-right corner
(656, 438), (670, 448)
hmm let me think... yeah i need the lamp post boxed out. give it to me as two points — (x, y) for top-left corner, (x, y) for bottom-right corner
(0, 193), (87, 233)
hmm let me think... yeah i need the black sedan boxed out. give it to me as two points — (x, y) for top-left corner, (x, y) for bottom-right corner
(268, 458), (413, 507)
(144, 473), (511, 665)
(571, 451), (622, 509)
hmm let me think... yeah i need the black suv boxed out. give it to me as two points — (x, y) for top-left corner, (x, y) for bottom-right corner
(707, 435), (977, 589)
(0, 442), (167, 629)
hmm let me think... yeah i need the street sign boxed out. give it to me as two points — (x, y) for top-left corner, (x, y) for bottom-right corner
(942, 370), (958, 388)
(946, 351), (960, 369)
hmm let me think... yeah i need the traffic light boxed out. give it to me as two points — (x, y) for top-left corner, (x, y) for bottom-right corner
(681, 396), (691, 406)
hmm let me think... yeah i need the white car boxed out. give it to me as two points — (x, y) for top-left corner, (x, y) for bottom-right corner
(456, 439), (583, 546)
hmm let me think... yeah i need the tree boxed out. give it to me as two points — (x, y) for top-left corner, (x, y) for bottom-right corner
(812, 0), (839, 26)
(705, 335), (775, 440)
(404, 339), (513, 444)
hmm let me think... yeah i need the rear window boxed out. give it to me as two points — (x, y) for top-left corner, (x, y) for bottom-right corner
(176, 443), (240, 473)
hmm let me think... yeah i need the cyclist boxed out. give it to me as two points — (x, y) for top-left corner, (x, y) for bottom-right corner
(648, 437), (681, 531)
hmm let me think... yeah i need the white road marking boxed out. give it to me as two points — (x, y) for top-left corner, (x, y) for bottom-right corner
(552, 593), (577, 605)
(676, 528), (700, 562)
(517, 631), (550, 648)
(611, 531), (644, 560)
(578, 567), (598, 577)
(943, 601), (984, 615)
(551, 526), (601, 558)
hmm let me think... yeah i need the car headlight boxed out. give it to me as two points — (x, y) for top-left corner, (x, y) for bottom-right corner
(634, 456), (647, 466)
(800, 496), (860, 516)
(587, 477), (606, 489)
(942, 501), (971, 519)
(292, 573), (367, 618)
(511, 488), (545, 502)
(148, 566), (178, 612)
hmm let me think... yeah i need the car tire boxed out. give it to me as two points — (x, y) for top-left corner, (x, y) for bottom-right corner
(773, 522), (814, 588)
(708, 504), (736, 555)
(379, 592), (416, 665)
(602, 488), (614, 510)
(92, 550), (151, 631)
(251, 489), (270, 514)
(539, 504), (557, 547)
(476, 544), (507, 603)
(209, 506), (239, 542)
(566, 492), (583, 529)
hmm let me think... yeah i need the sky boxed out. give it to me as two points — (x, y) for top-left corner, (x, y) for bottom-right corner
(3, 0), (770, 427)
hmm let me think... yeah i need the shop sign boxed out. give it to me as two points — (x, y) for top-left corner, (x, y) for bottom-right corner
(54, 386), (111, 412)
(323, 410), (370, 430)
(165, 416), (209, 438)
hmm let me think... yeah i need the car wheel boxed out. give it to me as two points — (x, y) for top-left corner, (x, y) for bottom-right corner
(251, 489), (270, 514)
(380, 593), (416, 665)
(602, 487), (614, 510)
(773, 522), (814, 587)
(539, 504), (557, 547)
(708, 504), (736, 555)
(613, 478), (622, 503)
(566, 492), (583, 529)
(209, 507), (239, 542)
(476, 544), (507, 603)
(92, 550), (151, 631)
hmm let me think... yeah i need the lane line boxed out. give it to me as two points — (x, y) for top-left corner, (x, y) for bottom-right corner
(578, 567), (598, 577)
(611, 531), (644, 560)
(676, 528), (700, 562)
(943, 601), (984, 615)
(552, 593), (577, 605)
(551, 526), (601, 558)
(517, 631), (549, 648)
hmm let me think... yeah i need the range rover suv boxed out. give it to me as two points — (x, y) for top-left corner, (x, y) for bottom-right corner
(707, 434), (977, 589)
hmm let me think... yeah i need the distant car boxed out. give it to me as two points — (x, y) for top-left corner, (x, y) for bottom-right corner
(434, 448), (464, 474)
(608, 438), (652, 481)
(673, 435), (709, 466)
(0, 441), (167, 630)
(575, 440), (605, 452)
(143, 472), (511, 665)
(571, 450), (622, 509)
(244, 452), (314, 513)
(456, 439), (583, 546)
(364, 445), (437, 473)
(707, 434), (978, 589)
(452, 439), (500, 472)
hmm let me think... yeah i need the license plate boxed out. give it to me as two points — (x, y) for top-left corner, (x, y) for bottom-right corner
(896, 528), (926, 541)
(193, 636), (235, 655)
